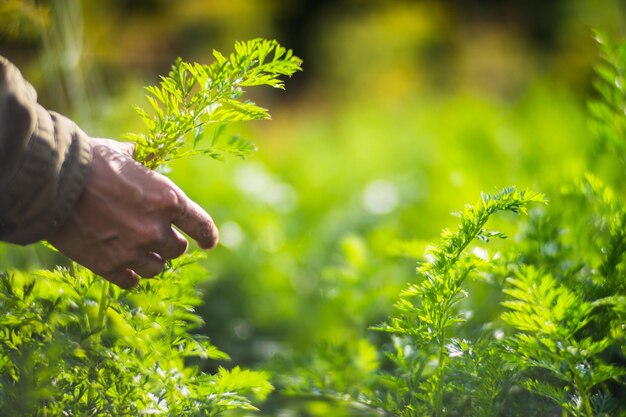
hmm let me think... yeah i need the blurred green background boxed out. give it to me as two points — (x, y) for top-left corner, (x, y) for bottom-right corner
(1, 0), (626, 414)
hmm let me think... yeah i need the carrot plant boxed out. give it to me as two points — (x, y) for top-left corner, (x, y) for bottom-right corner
(273, 33), (626, 417)
(0, 38), (301, 416)
(126, 38), (302, 169)
(372, 188), (546, 417)
(275, 184), (626, 417)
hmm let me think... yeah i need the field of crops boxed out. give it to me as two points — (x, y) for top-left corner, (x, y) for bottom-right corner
(1, 1), (625, 416)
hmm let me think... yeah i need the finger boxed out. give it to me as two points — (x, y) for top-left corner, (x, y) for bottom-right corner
(171, 191), (219, 250)
(151, 227), (188, 260)
(102, 268), (140, 289)
(129, 252), (166, 278)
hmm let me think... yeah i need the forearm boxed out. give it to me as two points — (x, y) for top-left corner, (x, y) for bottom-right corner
(0, 56), (91, 245)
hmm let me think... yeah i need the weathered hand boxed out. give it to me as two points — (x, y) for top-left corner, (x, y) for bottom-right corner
(48, 138), (219, 289)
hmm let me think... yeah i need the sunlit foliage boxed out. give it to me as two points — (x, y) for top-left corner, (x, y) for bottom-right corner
(273, 35), (626, 417)
(0, 39), (300, 416)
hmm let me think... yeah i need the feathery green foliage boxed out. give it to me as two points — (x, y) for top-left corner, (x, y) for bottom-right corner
(125, 38), (302, 169)
(273, 33), (626, 417)
(502, 265), (623, 417)
(588, 31), (626, 167)
(370, 188), (545, 417)
(0, 38), (300, 416)
(0, 258), (272, 416)
(495, 173), (626, 417)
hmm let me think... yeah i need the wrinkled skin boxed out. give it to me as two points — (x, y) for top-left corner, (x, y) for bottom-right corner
(48, 138), (219, 289)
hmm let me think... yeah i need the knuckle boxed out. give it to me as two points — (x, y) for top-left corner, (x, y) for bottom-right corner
(139, 269), (159, 279)
(171, 241), (188, 259)
(146, 186), (182, 215)
(136, 257), (165, 278)
(174, 235), (188, 251)
(92, 258), (119, 276)
(105, 246), (139, 269)
(138, 224), (167, 245)
(107, 243), (136, 266)
(160, 232), (188, 259)
(165, 190), (185, 216)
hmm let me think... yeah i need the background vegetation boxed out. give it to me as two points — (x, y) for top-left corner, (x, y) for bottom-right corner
(1, 0), (626, 415)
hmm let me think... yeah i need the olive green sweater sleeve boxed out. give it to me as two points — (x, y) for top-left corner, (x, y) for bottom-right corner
(0, 56), (91, 245)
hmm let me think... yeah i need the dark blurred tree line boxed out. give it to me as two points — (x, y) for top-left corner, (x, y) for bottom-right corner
(0, 0), (624, 122)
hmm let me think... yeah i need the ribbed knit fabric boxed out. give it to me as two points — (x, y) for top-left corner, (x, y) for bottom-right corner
(0, 56), (92, 245)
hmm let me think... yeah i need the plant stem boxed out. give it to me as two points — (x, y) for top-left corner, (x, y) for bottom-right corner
(434, 328), (446, 417)
(573, 372), (593, 417)
(581, 391), (593, 417)
(96, 280), (110, 333)
(70, 262), (92, 333)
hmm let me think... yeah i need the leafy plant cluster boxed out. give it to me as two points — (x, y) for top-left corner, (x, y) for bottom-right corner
(0, 257), (271, 416)
(273, 34), (626, 417)
(126, 38), (302, 169)
(588, 31), (626, 169)
(0, 38), (301, 416)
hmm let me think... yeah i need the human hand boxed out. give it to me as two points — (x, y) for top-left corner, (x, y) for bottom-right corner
(48, 138), (219, 289)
